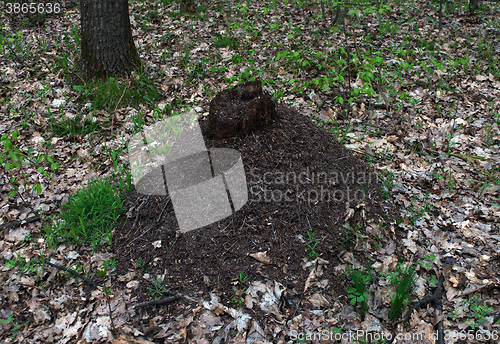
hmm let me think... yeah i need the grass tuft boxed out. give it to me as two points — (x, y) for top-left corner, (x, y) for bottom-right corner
(388, 264), (417, 321)
(49, 113), (100, 141)
(44, 176), (130, 250)
(213, 34), (239, 49)
(74, 72), (160, 113)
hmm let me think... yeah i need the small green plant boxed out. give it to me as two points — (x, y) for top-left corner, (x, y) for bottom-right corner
(484, 125), (493, 148)
(231, 271), (248, 308)
(339, 224), (366, 247)
(147, 9), (159, 19)
(148, 277), (168, 299)
(346, 267), (371, 320)
(179, 45), (191, 68)
(1, 131), (59, 198)
(378, 171), (397, 200)
(327, 120), (352, 145)
(426, 275), (437, 287)
(103, 258), (116, 271)
(448, 308), (460, 320)
(419, 254), (436, 269)
(131, 111), (145, 132)
(102, 142), (124, 174)
(134, 257), (147, 271)
(407, 194), (434, 225)
(305, 230), (322, 260)
(0, 312), (14, 325)
(96, 263), (116, 332)
(231, 295), (244, 308)
(388, 264), (417, 321)
(237, 271), (249, 285)
(0, 312), (26, 340)
(462, 296), (493, 329)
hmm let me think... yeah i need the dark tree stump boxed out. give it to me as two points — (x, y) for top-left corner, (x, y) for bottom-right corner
(180, 0), (196, 12)
(208, 80), (277, 140)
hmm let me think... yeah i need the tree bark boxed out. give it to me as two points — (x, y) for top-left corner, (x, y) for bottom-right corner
(180, 0), (196, 12)
(79, 0), (140, 80)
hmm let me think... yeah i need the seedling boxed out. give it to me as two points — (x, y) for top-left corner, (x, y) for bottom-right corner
(49, 112), (100, 141)
(103, 141), (123, 173)
(427, 275), (438, 287)
(461, 296), (493, 329)
(0, 312), (27, 340)
(378, 171), (397, 200)
(148, 277), (168, 299)
(213, 34), (239, 49)
(134, 257), (147, 272)
(419, 254), (436, 269)
(131, 111), (144, 132)
(305, 230), (322, 260)
(231, 295), (244, 308)
(346, 267), (371, 320)
(237, 271), (249, 286)
(231, 271), (248, 308)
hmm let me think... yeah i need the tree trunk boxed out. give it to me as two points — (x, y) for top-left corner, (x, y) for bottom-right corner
(180, 0), (196, 12)
(79, 0), (140, 80)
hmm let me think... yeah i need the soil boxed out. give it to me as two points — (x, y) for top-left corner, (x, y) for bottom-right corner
(113, 101), (400, 318)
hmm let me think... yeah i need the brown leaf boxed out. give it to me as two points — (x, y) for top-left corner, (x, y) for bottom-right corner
(112, 334), (156, 344)
(304, 267), (316, 293)
(249, 251), (271, 264)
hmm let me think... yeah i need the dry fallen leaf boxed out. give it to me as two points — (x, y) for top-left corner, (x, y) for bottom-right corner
(304, 266), (316, 293)
(249, 251), (271, 264)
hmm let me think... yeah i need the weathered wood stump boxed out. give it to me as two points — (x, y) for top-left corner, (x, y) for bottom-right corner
(208, 80), (277, 140)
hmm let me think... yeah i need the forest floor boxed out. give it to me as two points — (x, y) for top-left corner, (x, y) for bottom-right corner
(1, 0), (500, 343)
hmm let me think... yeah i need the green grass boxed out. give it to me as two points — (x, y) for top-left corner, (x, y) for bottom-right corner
(74, 72), (160, 113)
(44, 175), (130, 250)
(49, 113), (101, 141)
(378, 170), (397, 200)
(213, 34), (239, 49)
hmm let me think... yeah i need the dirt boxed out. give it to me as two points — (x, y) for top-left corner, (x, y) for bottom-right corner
(113, 85), (400, 317)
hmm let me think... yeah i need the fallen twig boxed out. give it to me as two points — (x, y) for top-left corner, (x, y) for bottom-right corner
(0, 256), (100, 288)
(134, 295), (181, 308)
(157, 197), (171, 223)
(0, 215), (41, 230)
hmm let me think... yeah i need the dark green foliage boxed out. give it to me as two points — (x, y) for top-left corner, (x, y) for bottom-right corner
(388, 264), (417, 321)
(213, 33), (239, 49)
